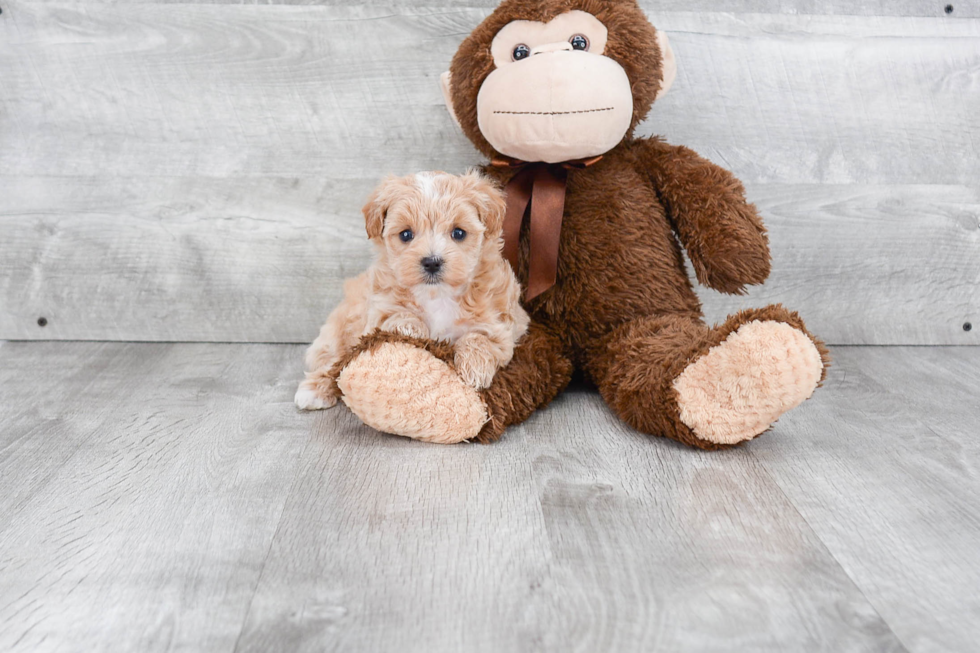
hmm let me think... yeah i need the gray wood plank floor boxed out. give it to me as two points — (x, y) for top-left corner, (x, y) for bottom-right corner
(1, 342), (977, 651)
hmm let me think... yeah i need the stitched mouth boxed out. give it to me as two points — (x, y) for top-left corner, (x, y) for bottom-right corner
(494, 107), (615, 116)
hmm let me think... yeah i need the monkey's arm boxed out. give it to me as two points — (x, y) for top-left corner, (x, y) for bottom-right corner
(631, 137), (770, 294)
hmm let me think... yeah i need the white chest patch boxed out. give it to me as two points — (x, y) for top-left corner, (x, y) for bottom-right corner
(414, 286), (464, 342)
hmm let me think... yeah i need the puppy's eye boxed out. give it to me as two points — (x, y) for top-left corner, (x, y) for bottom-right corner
(570, 35), (589, 51)
(512, 44), (530, 61)
(399, 229), (414, 243)
(451, 228), (466, 241)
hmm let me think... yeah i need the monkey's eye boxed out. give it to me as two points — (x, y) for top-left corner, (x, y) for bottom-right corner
(570, 34), (589, 51)
(512, 44), (531, 61)
(451, 227), (467, 241)
(399, 229), (414, 243)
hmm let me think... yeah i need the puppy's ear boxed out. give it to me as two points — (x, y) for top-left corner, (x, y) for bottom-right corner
(362, 175), (403, 240)
(463, 170), (506, 238)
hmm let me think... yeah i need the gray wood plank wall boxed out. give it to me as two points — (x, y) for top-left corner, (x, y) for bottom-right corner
(14, 0), (980, 18)
(1, 1), (977, 344)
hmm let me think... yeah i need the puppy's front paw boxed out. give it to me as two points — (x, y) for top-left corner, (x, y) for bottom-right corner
(294, 380), (338, 411)
(395, 322), (428, 339)
(454, 345), (497, 390)
(381, 316), (429, 340)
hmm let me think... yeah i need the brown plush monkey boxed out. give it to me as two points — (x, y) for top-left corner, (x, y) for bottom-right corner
(332, 0), (829, 449)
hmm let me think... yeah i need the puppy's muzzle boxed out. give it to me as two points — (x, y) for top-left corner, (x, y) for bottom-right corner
(421, 255), (444, 282)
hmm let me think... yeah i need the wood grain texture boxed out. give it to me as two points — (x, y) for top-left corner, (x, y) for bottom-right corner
(234, 367), (903, 652)
(0, 4), (976, 185)
(504, 390), (905, 652)
(0, 176), (371, 343)
(234, 405), (560, 652)
(697, 184), (980, 345)
(0, 342), (312, 652)
(2, 341), (980, 651)
(15, 0), (980, 19)
(752, 346), (980, 653)
(1, 2), (977, 344)
(1, 178), (976, 344)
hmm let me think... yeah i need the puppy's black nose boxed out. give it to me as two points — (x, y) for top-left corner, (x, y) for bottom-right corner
(421, 256), (443, 274)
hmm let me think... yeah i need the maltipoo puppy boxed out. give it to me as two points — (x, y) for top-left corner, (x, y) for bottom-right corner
(295, 171), (529, 411)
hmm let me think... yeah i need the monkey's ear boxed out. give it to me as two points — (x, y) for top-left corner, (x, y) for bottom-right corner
(440, 71), (461, 128)
(362, 177), (397, 240)
(655, 30), (677, 101)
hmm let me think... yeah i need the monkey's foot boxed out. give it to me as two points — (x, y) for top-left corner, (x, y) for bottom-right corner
(337, 342), (488, 444)
(673, 320), (824, 445)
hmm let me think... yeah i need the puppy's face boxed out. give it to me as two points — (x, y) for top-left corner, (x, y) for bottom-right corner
(363, 171), (505, 291)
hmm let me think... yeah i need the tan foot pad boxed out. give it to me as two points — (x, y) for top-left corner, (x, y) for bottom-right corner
(673, 320), (824, 445)
(337, 342), (488, 444)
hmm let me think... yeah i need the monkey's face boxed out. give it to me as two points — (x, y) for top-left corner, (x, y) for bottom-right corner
(443, 1), (676, 163)
(477, 11), (633, 163)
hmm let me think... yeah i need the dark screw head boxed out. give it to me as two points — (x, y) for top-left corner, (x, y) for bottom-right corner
(945, 4), (954, 14)
(965, 322), (973, 332)
(37, 317), (48, 327)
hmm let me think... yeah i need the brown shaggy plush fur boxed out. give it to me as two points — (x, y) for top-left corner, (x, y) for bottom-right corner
(338, 0), (829, 449)
(477, 321), (574, 442)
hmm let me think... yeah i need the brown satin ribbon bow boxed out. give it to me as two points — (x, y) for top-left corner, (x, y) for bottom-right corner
(491, 155), (603, 300)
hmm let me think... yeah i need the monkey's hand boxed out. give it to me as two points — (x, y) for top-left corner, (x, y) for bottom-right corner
(632, 137), (771, 295)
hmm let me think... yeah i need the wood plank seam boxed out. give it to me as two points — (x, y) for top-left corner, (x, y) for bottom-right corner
(749, 453), (913, 652)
